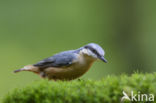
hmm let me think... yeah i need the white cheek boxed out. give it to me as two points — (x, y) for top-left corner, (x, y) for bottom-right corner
(87, 49), (97, 58)
(92, 54), (97, 58)
(82, 49), (88, 54)
(81, 49), (97, 58)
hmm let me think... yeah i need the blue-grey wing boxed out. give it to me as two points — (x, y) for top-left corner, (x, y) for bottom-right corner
(34, 51), (77, 69)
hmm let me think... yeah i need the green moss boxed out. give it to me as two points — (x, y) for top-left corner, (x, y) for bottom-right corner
(3, 73), (156, 103)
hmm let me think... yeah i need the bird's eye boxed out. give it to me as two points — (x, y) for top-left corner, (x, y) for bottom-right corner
(92, 49), (96, 53)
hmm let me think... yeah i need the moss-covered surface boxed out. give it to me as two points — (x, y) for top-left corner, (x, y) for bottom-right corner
(2, 73), (156, 103)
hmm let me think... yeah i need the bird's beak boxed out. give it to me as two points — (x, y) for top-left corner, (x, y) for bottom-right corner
(98, 56), (107, 63)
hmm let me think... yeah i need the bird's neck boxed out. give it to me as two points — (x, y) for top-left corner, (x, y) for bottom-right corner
(77, 51), (96, 66)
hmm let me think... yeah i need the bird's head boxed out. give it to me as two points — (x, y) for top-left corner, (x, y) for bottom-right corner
(80, 43), (107, 63)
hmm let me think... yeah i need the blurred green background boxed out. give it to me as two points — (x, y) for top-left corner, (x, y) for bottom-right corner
(0, 0), (156, 98)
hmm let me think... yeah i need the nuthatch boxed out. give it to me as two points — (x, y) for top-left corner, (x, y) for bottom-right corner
(14, 43), (107, 80)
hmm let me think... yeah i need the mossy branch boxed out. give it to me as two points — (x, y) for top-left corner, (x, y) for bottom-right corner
(3, 73), (156, 103)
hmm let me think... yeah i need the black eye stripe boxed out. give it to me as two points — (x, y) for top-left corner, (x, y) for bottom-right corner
(85, 46), (100, 56)
(91, 49), (96, 53)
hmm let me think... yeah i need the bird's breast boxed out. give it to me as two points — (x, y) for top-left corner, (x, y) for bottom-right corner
(45, 54), (95, 80)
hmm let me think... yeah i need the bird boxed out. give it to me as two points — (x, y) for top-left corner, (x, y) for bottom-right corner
(14, 43), (107, 80)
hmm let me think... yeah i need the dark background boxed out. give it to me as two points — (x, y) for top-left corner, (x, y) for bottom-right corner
(0, 0), (156, 98)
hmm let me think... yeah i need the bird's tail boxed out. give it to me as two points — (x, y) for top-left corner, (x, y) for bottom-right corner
(14, 69), (23, 73)
(14, 65), (37, 73)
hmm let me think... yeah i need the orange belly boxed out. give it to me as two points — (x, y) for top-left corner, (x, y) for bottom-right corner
(44, 61), (94, 80)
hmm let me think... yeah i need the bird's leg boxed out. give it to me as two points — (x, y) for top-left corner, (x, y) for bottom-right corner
(78, 78), (84, 81)
(40, 72), (46, 78)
